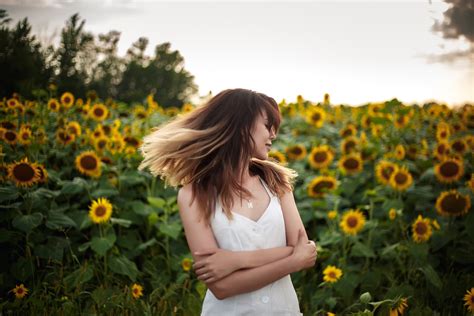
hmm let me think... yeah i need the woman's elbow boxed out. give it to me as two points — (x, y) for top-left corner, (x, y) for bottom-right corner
(208, 282), (230, 300)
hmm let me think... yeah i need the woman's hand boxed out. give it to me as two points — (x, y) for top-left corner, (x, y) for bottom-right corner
(193, 249), (240, 284)
(291, 229), (317, 272)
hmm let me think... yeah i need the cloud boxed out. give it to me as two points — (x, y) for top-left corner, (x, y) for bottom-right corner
(431, 0), (474, 42)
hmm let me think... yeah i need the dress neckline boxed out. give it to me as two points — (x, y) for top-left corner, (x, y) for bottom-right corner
(229, 176), (273, 224)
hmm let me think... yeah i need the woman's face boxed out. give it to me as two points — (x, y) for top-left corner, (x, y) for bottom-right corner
(251, 112), (276, 160)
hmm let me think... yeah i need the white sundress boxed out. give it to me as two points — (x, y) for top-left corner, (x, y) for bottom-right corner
(201, 177), (302, 316)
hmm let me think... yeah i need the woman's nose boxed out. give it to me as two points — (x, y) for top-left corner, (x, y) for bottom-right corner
(269, 127), (276, 139)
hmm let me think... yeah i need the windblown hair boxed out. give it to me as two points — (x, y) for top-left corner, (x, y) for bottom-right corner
(138, 88), (297, 224)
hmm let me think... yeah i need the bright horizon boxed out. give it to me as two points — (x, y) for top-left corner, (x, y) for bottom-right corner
(2, 0), (473, 107)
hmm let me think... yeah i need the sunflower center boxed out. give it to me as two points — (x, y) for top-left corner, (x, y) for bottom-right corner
(415, 222), (427, 235)
(312, 113), (321, 121)
(440, 161), (460, 177)
(17, 288), (24, 294)
(21, 133), (29, 140)
(14, 163), (35, 182)
(64, 97), (71, 104)
(291, 147), (302, 155)
(80, 155), (98, 170)
(347, 216), (358, 228)
(94, 108), (104, 117)
(95, 206), (106, 217)
(5, 131), (16, 141)
(394, 172), (408, 184)
(314, 181), (334, 193)
(441, 194), (467, 215)
(344, 158), (359, 170)
(328, 271), (336, 279)
(342, 129), (352, 137)
(314, 151), (328, 163)
(452, 141), (465, 152)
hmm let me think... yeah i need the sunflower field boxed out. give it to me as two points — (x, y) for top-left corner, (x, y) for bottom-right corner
(1, 89), (473, 315)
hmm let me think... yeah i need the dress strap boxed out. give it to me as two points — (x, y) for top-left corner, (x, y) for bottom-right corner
(258, 176), (273, 198)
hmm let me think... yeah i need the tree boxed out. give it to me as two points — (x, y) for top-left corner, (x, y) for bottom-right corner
(0, 9), (52, 98)
(117, 40), (197, 107)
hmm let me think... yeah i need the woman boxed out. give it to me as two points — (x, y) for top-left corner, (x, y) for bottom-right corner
(139, 88), (317, 315)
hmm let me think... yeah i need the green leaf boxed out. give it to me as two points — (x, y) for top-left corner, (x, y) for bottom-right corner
(64, 265), (94, 290)
(69, 210), (92, 231)
(351, 242), (376, 258)
(380, 243), (400, 259)
(110, 217), (132, 227)
(119, 173), (145, 187)
(127, 200), (153, 216)
(0, 187), (19, 202)
(137, 238), (157, 251)
(46, 210), (78, 230)
(61, 178), (87, 195)
(12, 213), (43, 233)
(108, 255), (138, 281)
(158, 221), (182, 240)
(10, 257), (35, 281)
(148, 197), (166, 209)
(420, 265), (442, 289)
(91, 231), (116, 256)
(91, 188), (119, 199)
(30, 188), (61, 199)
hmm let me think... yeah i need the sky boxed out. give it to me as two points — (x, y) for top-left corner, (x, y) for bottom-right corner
(2, 0), (473, 107)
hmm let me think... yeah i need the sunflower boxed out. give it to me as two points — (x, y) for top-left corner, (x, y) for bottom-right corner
(268, 150), (287, 164)
(47, 98), (60, 112)
(450, 138), (467, 155)
(411, 215), (432, 243)
(131, 283), (144, 299)
(134, 105), (148, 119)
(35, 164), (48, 183)
(89, 197), (113, 224)
(94, 136), (109, 152)
(436, 126), (450, 142)
(323, 93), (330, 104)
(10, 284), (28, 299)
(322, 265), (343, 283)
(285, 144), (307, 161)
(393, 114), (409, 129)
(8, 158), (40, 187)
(60, 92), (75, 108)
(338, 153), (363, 175)
(368, 102), (384, 116)
(3, 129), (18, 145)
(433, 141), (450, 160)
(18, 126), (32, 145)
(1, 121), (16, 130)
(182, 103), (195, 113)
(56, 128), (75, 146)
(339, 209), (365, 235)
(340, 137), (359, 154)
(75, 151), (101, 178)
(328, 210), (338, 220)
(394, 144), (405, 160)
(7, 98), (19, 108)
(165, 107), (180, 117)
(107, 136), (126, 154)
(464, 135), (474, 151)
(361, 115), (372, 129)
(339, 124), (357, 138)
(467, 174), (474, 193)
(389, 166), (413, 191)
(406, 144), (418, 160)
(371, 125), (383, 137)
(306, 107), (326, 128)
(390, 297), (408, 316)
(89, 103), (109, 121)
(308, 145), (334, 169)
(434, 158), (464, 183)
(66, 121), (82, 137)
(181, 257), (193, 271)
(435, 190), (471, 217)
(307, 176), (338, 198)
(462, 108), (474, 128)
(124, 136), (141, 148)
(464, 288), (474, 313)
(389, 208), (397, 220)
(36, 128), (47, 145)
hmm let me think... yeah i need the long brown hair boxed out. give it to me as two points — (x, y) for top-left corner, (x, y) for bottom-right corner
(138, 88), (297, 224)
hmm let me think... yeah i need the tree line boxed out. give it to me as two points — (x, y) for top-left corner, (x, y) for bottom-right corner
(0, 10), (197, 107)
